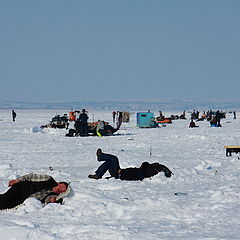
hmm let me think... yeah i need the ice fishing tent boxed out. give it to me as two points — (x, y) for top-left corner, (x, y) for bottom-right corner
(136, 112), (158, 128)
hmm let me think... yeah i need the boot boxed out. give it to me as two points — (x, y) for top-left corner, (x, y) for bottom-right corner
(88, 174), (101, 180)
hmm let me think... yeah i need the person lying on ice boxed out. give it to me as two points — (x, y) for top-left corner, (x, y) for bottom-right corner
(0, 173), (71, 210)
(88, 148), (173, 180)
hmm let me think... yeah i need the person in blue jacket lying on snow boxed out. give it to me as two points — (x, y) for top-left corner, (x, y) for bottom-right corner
(88, 149), (173, 180)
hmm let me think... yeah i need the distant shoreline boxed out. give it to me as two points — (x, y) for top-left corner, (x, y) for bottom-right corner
(0, 99), (239, 111)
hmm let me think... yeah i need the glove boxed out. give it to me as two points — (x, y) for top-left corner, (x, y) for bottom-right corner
(163, 168), (173, 178)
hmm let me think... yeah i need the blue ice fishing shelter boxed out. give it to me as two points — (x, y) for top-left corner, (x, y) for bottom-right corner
(136, 112), (157, 128)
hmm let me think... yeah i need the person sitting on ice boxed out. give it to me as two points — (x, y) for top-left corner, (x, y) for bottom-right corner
(88, 149), (173, 181)
(0, 173), (71, 210)
(189, 119), (199, 128)
(156, 111), (164, 121)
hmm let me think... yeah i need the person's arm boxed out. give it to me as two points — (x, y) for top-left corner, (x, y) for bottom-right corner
(8, 174), (52, 187)
(17, 173), (52, 182)
(42, 194), (63, 206)
(45, 196), (57, 204)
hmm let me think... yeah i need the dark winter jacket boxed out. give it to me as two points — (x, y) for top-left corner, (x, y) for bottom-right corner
(119, 167), (145, 181)
(79, 113), (89, 125)
(119, 162), (172, 181)
(143, 162), (172, 178)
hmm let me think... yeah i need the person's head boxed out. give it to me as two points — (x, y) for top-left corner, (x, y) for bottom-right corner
(82, 109), (86, 113)
(96, 148), (102, 157)
(140, 162), (150, 170)
(52, 182), (68, 195)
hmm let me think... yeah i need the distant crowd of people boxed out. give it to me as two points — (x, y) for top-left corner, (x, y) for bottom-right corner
(155, 109), (236, 128)
(188, 109), (230, 128)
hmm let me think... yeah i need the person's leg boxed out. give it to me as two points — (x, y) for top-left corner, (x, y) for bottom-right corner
(79, 123), (84, 136)
(108, 158), (120, 177)
(83, 124), (89, 135)
(95, 161), (110, 178)
(0, 182), (30, 210)
(95, 158), (120, 178)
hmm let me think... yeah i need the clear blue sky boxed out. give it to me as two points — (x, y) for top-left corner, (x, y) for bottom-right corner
(0, 1), (239, 102)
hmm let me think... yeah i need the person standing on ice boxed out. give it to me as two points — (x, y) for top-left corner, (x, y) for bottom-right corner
(88, 149), (173, 180)
(78, 108), (89, 136)
(12, 110), (17, 121)
(116, 111), (123, 129)
(112, 111), (116, 123)
(233, 110), (236, 119)
(215, 110), (221, 127)
(0, 173), (71, 210)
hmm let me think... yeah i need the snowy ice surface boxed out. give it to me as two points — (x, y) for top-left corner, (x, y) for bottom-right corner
(0, 109), (239, 240)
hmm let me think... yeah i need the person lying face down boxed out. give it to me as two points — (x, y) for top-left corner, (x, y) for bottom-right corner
(88, 149), (173, 181)
(0, 173), (71, 210)
(118, 161), (173, 181)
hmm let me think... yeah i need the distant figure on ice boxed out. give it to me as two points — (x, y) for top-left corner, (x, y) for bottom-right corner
(156, 111), (164, 121)
(88, 149), (173, 181)
(12, 110), (17, 121)
(215, 110), (221, 127)
(180, 110), (186, 119)
(112, 111), (116, 123)
(233, 111), (236, 120)
(189, 120), (199, 128)
(0, 173), (71, 210)
(78, 109), (89, 136)
(116, 111), (123, 129)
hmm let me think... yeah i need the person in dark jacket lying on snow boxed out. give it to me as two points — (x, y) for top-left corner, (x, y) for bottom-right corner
(88, 149), (173, 180)
(0, 173), (71, 210)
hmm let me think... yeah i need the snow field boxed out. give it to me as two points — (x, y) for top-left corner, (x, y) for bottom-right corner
(0, 109), (239, 240)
